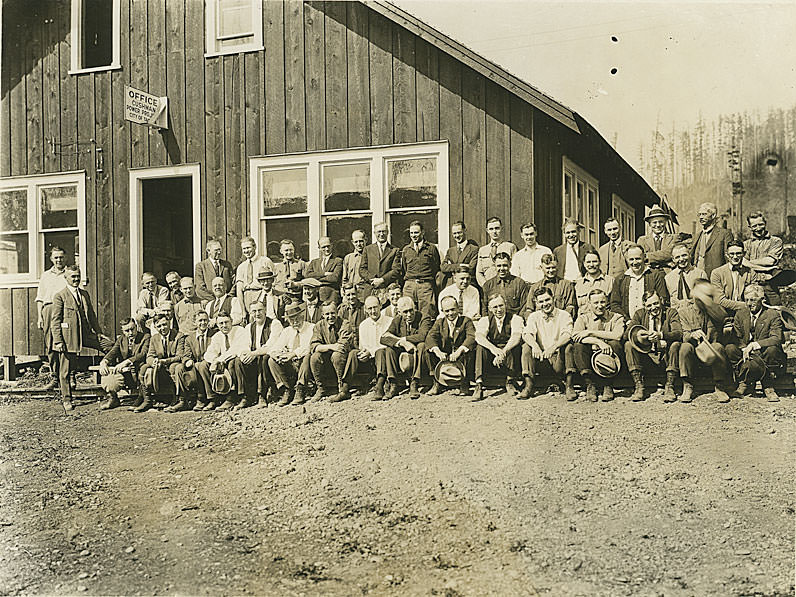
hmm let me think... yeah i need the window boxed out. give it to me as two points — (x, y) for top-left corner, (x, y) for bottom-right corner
(250, 142), (450, 262)
(70, 0), (121, 73)
(563, 158), (599, 246)
(611, 194), (636, 242)
(205, 0), (263, 56)
(0, 172), (86, 286)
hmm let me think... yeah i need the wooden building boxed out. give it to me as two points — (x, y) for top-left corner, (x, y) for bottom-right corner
(0, 0), (659, 361)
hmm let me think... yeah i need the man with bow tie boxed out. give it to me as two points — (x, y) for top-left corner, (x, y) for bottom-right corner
(710, 240), (763, 315)
(136, 314), (183, 413)
(476, 217), (517, 287)
(425, 296), (476, 397)
(237, 300), (283, 408)
(664, 243), (706, 314)
(304, 236), (343, 303)
(235, 236), (274, 310)
(195, 239), (234, 301)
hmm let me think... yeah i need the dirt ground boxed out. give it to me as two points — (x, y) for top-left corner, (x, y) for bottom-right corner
(0, 385), (793, 596)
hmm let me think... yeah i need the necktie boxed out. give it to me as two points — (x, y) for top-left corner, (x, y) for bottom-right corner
(490, 243), (497, 260)
(678, 271), (691, 300)
(378, 244), (383, 258)
(199, 334), (206, 355)
(163, 336), (169, 358)
(224, 333), (230, 351)
(147, 291), (154, 309)
(654, 236), (662, 251)
(213, 261), (220, 276)
(322, 256), (328, 271)
(246, 260), (253, 285)
(292, 329), (301, 350)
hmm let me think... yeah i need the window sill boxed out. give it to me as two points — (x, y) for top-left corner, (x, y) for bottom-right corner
(0, 280), (39, 289)
(68, 64), (122, 76)
(204, 45), (264, 58)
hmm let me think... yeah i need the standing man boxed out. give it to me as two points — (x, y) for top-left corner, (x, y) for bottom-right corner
(238, 301), (283, 409)
(252, 270), (283, 322)
(438, 221), (479, 289)
(342, 229), (366, 293)
(553, 219), (597, 282)
(136, 314), (182, 413)
(710, 240), (763, 314)
(510, 222), (552, 284)
(235, 236), (275, 310)
(176, 310), (212, 412)
(268, 303), (315, 406)
(425, 296), (476, 397)
(472, 294), (524, 401)
(637, 206), (677, 271)
(575, 251), (614, 316)
(165, 271), (183, 305)
(665, 243), (706, 314)
(437, 265), (481, 320)
(97, 317), (150, 411)
(273, 239), (307, 295)
(523, 254), (576, 319)
(395, 220), (441, 316)
(174, 277), (205, 335)
(134, 272), (169, 331)
(610, 244), (669, 320)
(344, 295), (392, 401)
(744, 211), (784, 305)
(309, 302), (353, 403)
(360, 222), (399, 301)
(35, 245), (68, 386)
(689, 202), (734, 277)
(304, 236), (343, 303)
(598, 218), (633, 277)
(196, 311), (249, 410)
(380, 297), (433, 399)
(481, 253), (529, 318)
(195, 239), (234, 301)
(51, 265), (112, 411)
(476, 217), (517, 287)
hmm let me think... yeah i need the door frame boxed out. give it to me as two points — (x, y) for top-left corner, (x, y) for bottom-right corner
(129, 163), (201, 315)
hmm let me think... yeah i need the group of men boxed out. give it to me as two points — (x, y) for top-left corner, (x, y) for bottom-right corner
(35, 202), (790, 413)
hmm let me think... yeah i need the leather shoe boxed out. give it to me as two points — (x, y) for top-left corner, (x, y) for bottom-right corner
(291, 385), (306, 405)
(100, 395), (120, 410)
(133, 398), (152, 413)
(193, 398), (208, 411)
(471, 383), (484, 402)
(427, 382), (441, 396)
(384, 381), (398, 400)
(409, 380), (420, 400)
(217, 399), (237, 410)
(277, 388), (292, 407)
(62, 399), (74, 412)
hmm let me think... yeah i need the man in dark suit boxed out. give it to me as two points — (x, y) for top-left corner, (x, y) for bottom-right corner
(726, 284), (785, 402)
(610, 244), (669, 320)
(553, 219), (597, 282)
(195, 239), (234, 301)
(522, 253), (576, 319)
(425, 295), (476, 396)
(380, 297), (434, 399)
(176, 310), (212, 412)
(636, 206), (678, 271)
(359, 221), (400, 301)
(98, 317), (151, 410)
(689, 202), (734, 277)
(136, 314), (182, 413)
(51, 266), (113, 411)
(710, 240), (764, 314)
(437, 221), (479, 290)
(310, 302), (354, 403)
(303, 236), (343, 303)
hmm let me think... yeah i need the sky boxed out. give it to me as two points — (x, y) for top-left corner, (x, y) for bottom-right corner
(391, 0), (796, 169)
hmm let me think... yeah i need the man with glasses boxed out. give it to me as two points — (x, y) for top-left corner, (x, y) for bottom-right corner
(710, 240), (763, 315)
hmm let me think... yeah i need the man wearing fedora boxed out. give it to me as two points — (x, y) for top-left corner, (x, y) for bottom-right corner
(136, 314), (183, 413)
(303, 236), (343, 304)
(196, 311), (249, 410)
(437, 265), (481, 321)
(689, 202), (734, 277)
(744, 211), (784, 306)
(610, 244), (669, 321)
(310, 302), (354, 403)
(268, 302), (315, 406)
(175, 310), (213, 411)
(251, 270), (284, 322)
(344, 295), (393, 400)
(725, 284), (784, 402)
(637, 206), (677, 271)
(665, 243), (706, 315)
(238, 301), (283, 409)
(568, 289), (625, 402)
(625, 291), (682, 403)
(520, 286), (574, 400)
(426, 296), (476, 397)
(380, 297), (433, 399)
(97, 317), (151, 411)
(598, 217), (633, 278)
(473, 294), (525, 401)
(710, 240), (764, 315)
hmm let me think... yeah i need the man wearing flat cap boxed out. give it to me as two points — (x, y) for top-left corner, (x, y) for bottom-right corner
(425, 296), (476, 397)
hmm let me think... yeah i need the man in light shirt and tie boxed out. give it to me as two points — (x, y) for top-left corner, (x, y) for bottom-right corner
(553, 219), (596, 283)
(235, 236), (274, 311)
(476, 216), (517, 287)
(345, 295), (392, 401)
(135, 271), (169, 331)
(437, 265), (481, 320)
(238, 300), (283, 409)
(196, 311), (249, 411)
(268, 302), (315, 407)
(664, 243), (706, 315)
(510, 222), (551, 284)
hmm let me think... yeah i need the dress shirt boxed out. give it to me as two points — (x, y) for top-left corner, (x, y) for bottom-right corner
(267, 321), (315, 359)
(437, 284), (481, 320)
(236, 256), (275, 288)
(255, 290), (280, 320)
(564, 243), (581, 282)
(510, 244), (552, 284)
(481, 274), (528, 316)
(575, 274), (614, 315)
(358, 316), (391, 356)
(476, 241), (517, 286)
(573, 311), (625, 334)
(203, 325), (249, 363)
(523, 308), (573, 350)
(247, 319), (283, 352)
(305, 301), (321, 323)
(744, 233), (783, 278)
(665, 266), (705, 311)
(625, 268), (648, 319)
(175, 297), (205, 334)
(35, 267), (68, 304)
(274, 259), (308, 292)
(475, 313), (524, 340)
(731, 267), (742, 301)
(342, 251), (363, 287)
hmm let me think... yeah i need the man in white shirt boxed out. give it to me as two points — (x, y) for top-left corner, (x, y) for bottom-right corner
(135, 271), (169, 331)
(238, 301), (283, 409)
(473, 294), (524, 401)
(510, 222), (551, 284)
(664, 243), (706, 314)
(552, 219), (597, 283)
(344, 295), (392, 400)
(476, 216), (517, 287)
(519, 286), (574, 399)
(235, 236), (275, 310)
(36, 245), (69, 386)
(195, 311), (249, 410)
(268, 302), (315, 406)
(437, 266), (481, 320)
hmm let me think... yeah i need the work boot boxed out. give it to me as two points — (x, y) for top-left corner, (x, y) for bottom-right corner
(427, 381), (441, 396)
(409, 380), (420, 400)
(456, 381), (470, 397)
(630, 371), (645, 402)
(600, 385), (614, 402)
(311, 385), (325, 402)
(277, 387), (292, 407)
(662, 371), (677, 403)
(217, 398), (237, 410)
(100, 393), (120, 410)
(291, 385), (306, 405)
(734, 381), (748, 397)
(329, 382), (350, 403)
(166, 398), (188, 413)
(233, 396), (253, 410)
(127, 393), (145, 411)
(193, 397), (208, 411)
(371, 376), (385, 401)
(715, 385), (731, 403)
(585, 382), (598, 402)
(764, 387), (780, 402)
(202, 400), (217, 411)
(516, 376), (534, 400)
(565, 373), (577, 402)
(257, 393), (269, 408)
(504, 379), (517, 399)
(471, 383), (484, 402)
(679, 381), (694, 403)
(133, 394), (153, 413)
(384, 380), (398, 400)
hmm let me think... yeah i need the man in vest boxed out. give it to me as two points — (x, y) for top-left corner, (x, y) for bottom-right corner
(252, 270), (284, 323)
(205, 276), (244, 330)
(98, 317), (151, 411)
(238, 300), (283, 408)
(473, 294), (524, 401)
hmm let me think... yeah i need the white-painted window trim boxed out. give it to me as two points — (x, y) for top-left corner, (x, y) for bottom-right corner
(0, 171), (87, 288)
(249, 142), (450, 261)
(129, 164), (202, 315)
(612, 193), (636, 241)
(205, 0), (264, 57)
(562, 156), (600, 246)
(70, 0), (121, 74)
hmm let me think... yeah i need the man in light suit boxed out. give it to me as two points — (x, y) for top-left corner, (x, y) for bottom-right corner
(553, 219), (597, 282)
(636, 206), (677, 271)
(195, 239), (234, 301)
(710, 240), (764, 314)
(438, 221), (479, 289)
(689, 202), (734, 277)
(303, 236), (343, 303)
(359, 222), (400, 301)
(598, 218), (634, 278)
(134, 272), (169, 331)
(425, 295), (476, 397)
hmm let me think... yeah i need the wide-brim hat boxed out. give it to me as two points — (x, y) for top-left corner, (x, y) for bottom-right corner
(644, 206), (671, 221)
(768, 269), (796, 288)
(627, 324), (653, 354)
(398, 351), (415, 374)
(256, 270), (275, 281)
(779, 308), (796, 331)
(434, 360), (465, 387)
(591, 351), (621, 378)
(695, 339), (722, 365)
(211, 369), (232, 395)
(284, 302), (306, 318)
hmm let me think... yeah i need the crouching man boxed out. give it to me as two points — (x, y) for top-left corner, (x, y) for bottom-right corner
(98, 317), (151, 410)
(136, 314), (182, 413)
(195, 311), (249, 410)
(310, 302), (353, 403)
(238, 301), (283, 409)
(380, 297), (433, 399)
(473, 294), (524, 402)
(425, 296), (476, 397)
(268, 303), (315, 406)
(726, 284), (785, 402)
(345, 295), (393, 401)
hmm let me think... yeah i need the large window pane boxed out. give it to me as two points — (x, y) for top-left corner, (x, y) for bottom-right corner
(261, 168), (307, 216)
(218, 0), (253, 39)
(325, 215), (372, 257)
(323, 163), (370, 212)
(0, 233), (29, 274)
(389, 211), (439, 247)
(0, 189), (28, 232)
(260, 218), (310, 262)
(41, 185), (78, 229)
(43, 230), (79, 270)
(388, 158), (437, 208)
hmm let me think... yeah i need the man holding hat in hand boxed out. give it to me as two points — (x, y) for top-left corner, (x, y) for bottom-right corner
(425, 296), (476, 396)
(196, 311), (249, 410)
(380, 297), (433, 399)
(472, 294), (525, 401)
(345, 295), (392, 400)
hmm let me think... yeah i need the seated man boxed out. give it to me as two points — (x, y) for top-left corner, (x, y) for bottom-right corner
(575, 250), (614, 316)
(473, 294), (524, 402)
(165, 271), (183, 305)
(98, 317), (151, 410)
(338, 283), (367, 330)
(726, 284), (784, 402)
(520, 287), (574, 400)
(174, 276), (205, 335)
(610, 244), (669, 320)
(381, 282), (403, 319)
(437, 265), (481, 321)
(567, 289), (625, 402)
(522, 253), (576, 319)
(309, 302), (353, 403)
(135, 271), (169, 331)
(345, 295), (392, 401)
(136, 314), (182, 413)
(268, 302), (315, 406)
(195, 311), (249, 411)
(480, 252), (528, 318)
(175, 310), (212, 412)
(302, 285), (324, 324)
(237, 300), (283, 409)
(625, 291), (682, 403)
(380, 297), (433, 399)
(304, 236), (343, 303)
(205, 276), (244, 330)
(426, 296), (476, 397)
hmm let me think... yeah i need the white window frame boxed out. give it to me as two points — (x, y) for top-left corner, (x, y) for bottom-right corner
(563, 157), (599, 246)
(611, 194), (636, 242)
(249, 142), (450, 261)
(205, 0), (264, 57)
(0, 171), (87, 288)
(69, 0), (122, 75)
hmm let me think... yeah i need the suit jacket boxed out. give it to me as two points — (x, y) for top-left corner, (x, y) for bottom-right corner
(103, 332), (151, 369)
(598, 239), (635, 278)
(710, 264), (763, 312)
(637, 233), (677, 270)
(689, 226), (734, 277)
(302, 302), (324, 325)
(426, 315), (476, 353)
(195, 258), (234, 301)
(553, 241), (597, 280)
(731, 307), (783, 349)
(437, 240), (479, 288)
(381, 311), (434, 347)
(179, 330), (212, 363)
(610, 269), (669, 320)
(627, 307), (682, 344)
(146, 328), (183, 367)
(304, 256), (343, 302)
(310, 317), (353, 353)
(359, 242), (400, 288)
(51, 287), (102, 352)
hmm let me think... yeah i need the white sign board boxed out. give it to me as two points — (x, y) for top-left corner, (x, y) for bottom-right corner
(124, 85), (168, 129)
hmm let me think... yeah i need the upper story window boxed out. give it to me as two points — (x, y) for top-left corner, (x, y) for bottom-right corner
(70, 0), (121, 74)
(0, 172), (87, 287)
(205, 0), (264, 57)
(249, 142), (450, 262)
(563, 157), (599, 247)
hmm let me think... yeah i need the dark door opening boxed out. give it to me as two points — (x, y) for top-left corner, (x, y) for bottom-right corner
(141, 177), (193, 285)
